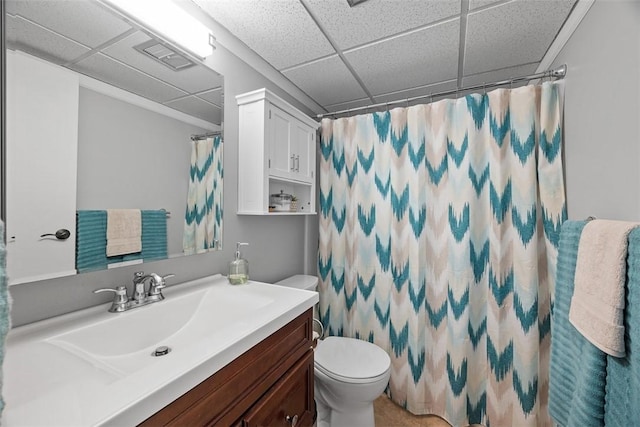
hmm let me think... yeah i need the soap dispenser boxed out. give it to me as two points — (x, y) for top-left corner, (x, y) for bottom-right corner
(228, 242), (249, 285)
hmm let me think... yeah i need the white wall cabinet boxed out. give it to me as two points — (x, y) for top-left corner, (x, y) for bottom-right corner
(268, 105), (315, 184)
(6, 51), (79, 284)
(237, 89), (319, 215)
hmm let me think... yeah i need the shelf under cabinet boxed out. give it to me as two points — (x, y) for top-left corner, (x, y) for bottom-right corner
(237, 211), (317, 216)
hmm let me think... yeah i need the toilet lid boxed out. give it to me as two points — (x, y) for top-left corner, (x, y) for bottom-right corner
(315, 337), (390, 382)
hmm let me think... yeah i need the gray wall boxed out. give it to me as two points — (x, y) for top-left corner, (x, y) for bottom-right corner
(77, 87), (208, 256)
(9, 41), (317, 327)
(552, 0), (640, 221)
(10, 0), (640, 327)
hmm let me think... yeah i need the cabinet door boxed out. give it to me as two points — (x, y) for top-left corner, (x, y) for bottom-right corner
(6, 52), (79, 284)
(242, 351), (314, 427)
(139, 310), (314, 426)
(292, 123), (314, 184)
(269, 106), (294, 180)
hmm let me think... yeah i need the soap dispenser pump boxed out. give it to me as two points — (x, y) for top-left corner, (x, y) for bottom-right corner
(228, 242), (249, 285)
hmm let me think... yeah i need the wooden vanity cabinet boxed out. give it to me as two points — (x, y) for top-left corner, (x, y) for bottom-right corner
(139, 309), (315, 427)
(241, 351), (314, 427)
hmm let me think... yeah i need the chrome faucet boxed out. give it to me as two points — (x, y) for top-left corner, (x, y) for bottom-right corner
(94, 271), (175, 313)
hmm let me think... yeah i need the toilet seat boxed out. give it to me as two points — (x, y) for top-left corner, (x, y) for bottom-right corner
(315, 337), (390, 385)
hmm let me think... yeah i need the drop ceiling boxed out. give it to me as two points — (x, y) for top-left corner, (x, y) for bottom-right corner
(194, 0), (577, 114)
(5, 0), (223, 125)
(4, 0), (578, 120)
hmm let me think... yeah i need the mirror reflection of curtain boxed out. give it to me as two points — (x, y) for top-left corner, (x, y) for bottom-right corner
(319, 82), (565, 426)
(183, 136), (223, 255)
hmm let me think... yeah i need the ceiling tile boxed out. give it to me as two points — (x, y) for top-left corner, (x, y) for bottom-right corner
(6, 15), (90, 65)
(193, 0), (335, 70)
(305, 0), (460, 50)
(464, 0), (576, 75)
(469, 0), (505, 11)
(6, 0), (132, 48)
(197, 88), (223, 107)
(373, 80), (458, 105)
(323, 97), (372, 113)
(283, 56), (368, 107)
(164, 96), (222, 124)
(102, 32), (224, 95)
(345, 20), (460, 95)
(462, 63), (538, 87)
(70, 53), (187, 103)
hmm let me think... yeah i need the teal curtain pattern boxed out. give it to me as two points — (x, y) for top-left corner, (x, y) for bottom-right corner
(183, 136), (223, 254)
(318, 82), (565, 426)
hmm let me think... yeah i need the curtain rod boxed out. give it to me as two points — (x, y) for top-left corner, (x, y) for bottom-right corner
(190, 131), (221, 141)
(317, 64), (567, 119)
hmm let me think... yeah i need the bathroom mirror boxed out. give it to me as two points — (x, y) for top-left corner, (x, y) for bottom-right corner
(4, 0), (224, 285)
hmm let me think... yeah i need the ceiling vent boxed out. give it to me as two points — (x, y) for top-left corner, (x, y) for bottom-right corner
(134, 39), (196, 71)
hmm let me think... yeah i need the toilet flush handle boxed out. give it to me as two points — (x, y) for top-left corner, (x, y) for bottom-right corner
(285, 414), (298, 426)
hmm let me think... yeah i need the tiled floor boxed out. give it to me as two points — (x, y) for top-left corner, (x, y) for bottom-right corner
(373, 395), (452, 427)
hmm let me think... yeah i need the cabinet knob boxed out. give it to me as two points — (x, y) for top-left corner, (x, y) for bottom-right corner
(285, 414), (298, 427)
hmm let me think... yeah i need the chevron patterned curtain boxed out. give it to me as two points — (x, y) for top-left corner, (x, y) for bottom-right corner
(183, 135), (223, 254)
(318, 82), (565, 426)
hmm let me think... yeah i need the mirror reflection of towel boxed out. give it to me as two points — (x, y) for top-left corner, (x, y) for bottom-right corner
(76, 210), (168, 272)
(106, 209), (141, 256)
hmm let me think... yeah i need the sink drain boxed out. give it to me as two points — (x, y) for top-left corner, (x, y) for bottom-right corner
(152, 345), (171, 357)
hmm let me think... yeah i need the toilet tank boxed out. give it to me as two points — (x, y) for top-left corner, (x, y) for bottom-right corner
(273, 275), (318, 292)
(274, 275), (320, 330)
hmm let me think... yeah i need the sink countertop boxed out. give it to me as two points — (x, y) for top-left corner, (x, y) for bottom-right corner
(2, 275), (318, 426)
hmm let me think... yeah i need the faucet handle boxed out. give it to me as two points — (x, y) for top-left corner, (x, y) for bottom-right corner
(94, 286), (127, 296)
(148, 273), (175, 299)
(94, 286), (129, 313)
(152, 273), (175, 289)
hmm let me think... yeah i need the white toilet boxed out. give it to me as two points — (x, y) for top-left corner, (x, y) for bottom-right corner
(274, 275), (391, 427)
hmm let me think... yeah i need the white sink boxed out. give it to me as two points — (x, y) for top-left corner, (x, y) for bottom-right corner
(3, 275), (318, 426)
(47, 280), (274, 375)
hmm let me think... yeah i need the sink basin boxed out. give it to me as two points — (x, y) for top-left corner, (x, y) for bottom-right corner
(48, 281), (273, 375)
(3, 275), (318, 426)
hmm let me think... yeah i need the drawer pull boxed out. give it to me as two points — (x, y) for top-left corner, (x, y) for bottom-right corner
(285, 414), (298, 426)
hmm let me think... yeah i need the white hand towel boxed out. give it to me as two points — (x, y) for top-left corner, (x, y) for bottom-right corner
(569, 219), (638, 357)
(106, 209), (142, 257)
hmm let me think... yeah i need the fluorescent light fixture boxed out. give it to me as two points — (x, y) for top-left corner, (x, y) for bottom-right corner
(103, 0), (213, 58)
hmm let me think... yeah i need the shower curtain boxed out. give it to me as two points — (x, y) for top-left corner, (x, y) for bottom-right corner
(318, 82), (565, 426)
(183, 135), (223, 254)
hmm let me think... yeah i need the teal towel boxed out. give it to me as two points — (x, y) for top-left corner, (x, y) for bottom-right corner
(76, 210), (108, 272)
(603, 228), (640, 425)
(126, 210), (168, 262)
(549, 220), (607, 426)
(76, 210), (168, 272)
(0, 221), (9, 416)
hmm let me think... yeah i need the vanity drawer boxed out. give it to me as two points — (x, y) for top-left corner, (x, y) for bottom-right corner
(242, 350), (314, 427)
(139, 309), (313, 426)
